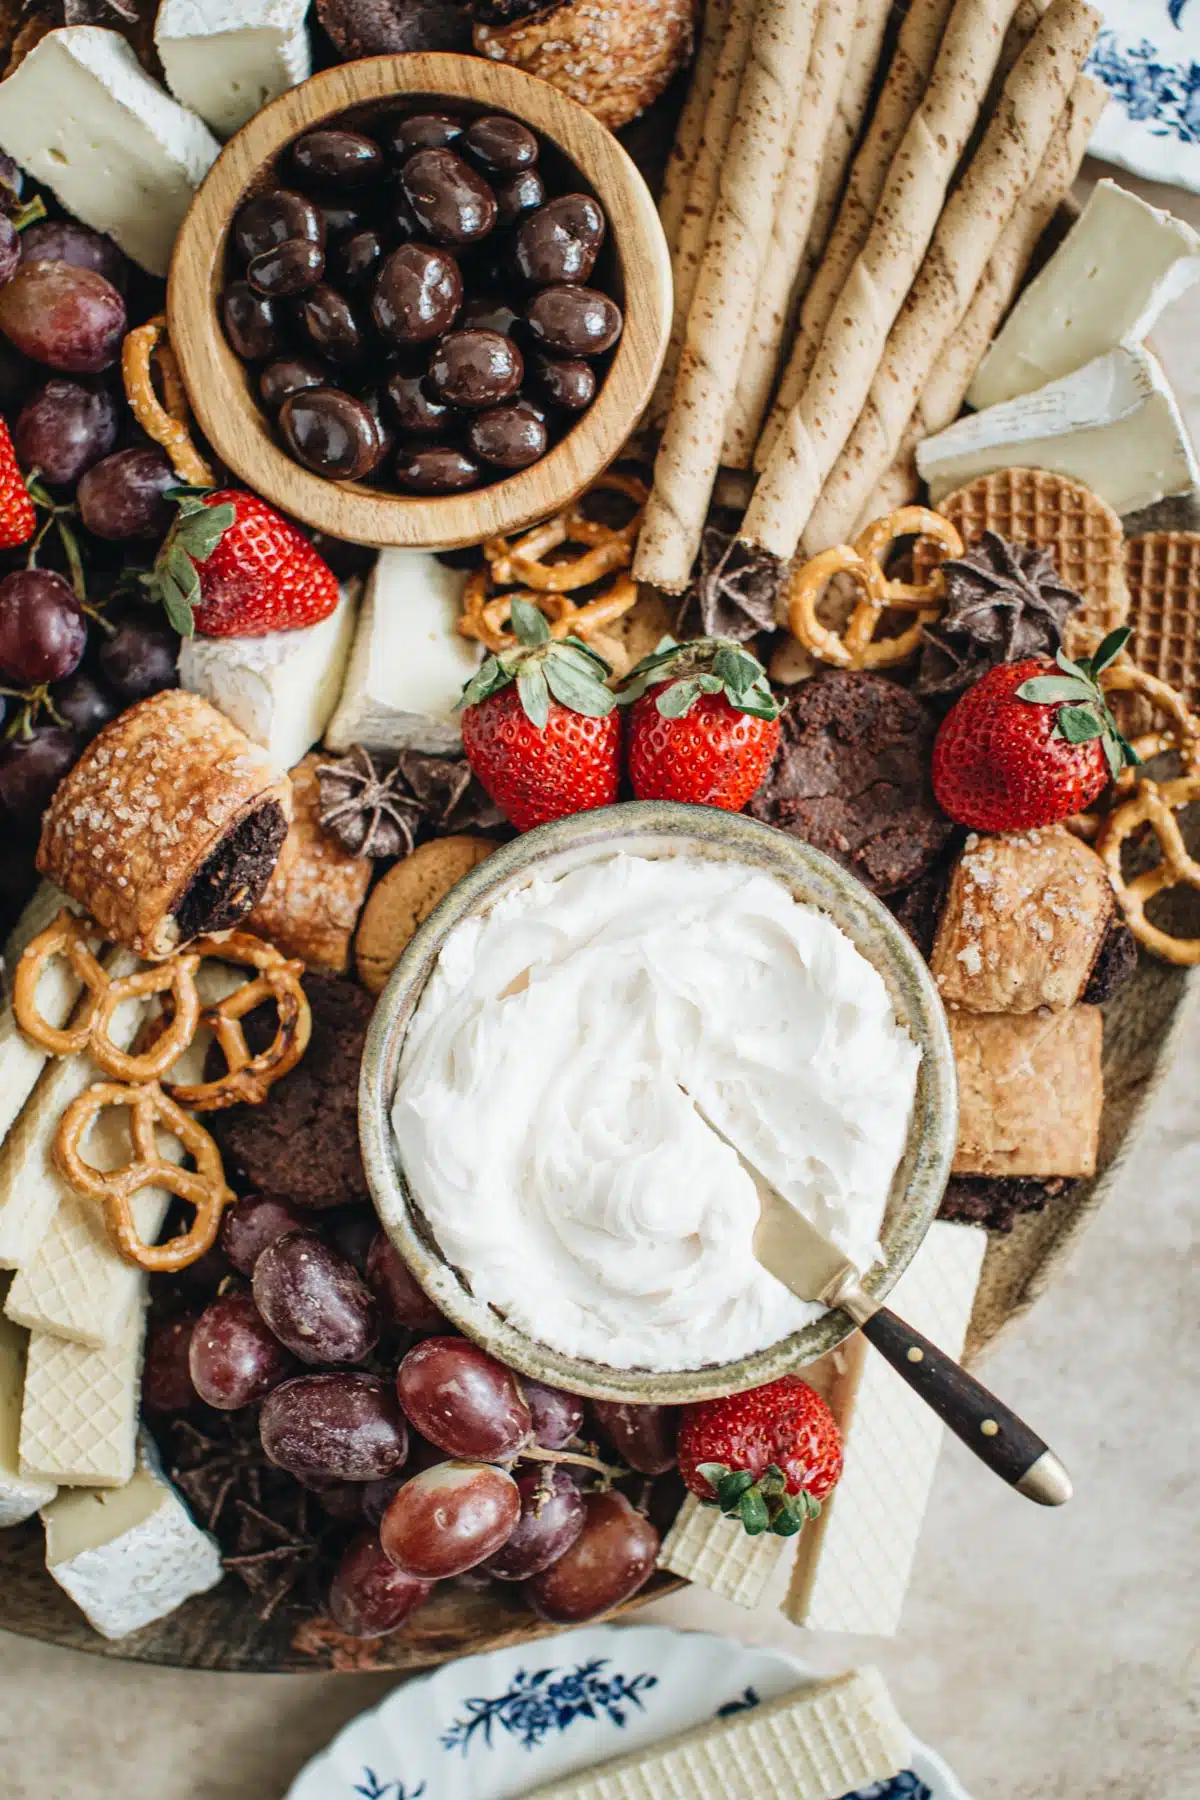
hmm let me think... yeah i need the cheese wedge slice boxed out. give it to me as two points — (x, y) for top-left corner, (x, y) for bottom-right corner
(324, 551), (480, 757)
(20, 1304), (143, 1488)
(0, 882), (83, 1155)
(156, 0), (311, 139)
(0, 27), (219, 276)
(43, 1432), (221, 1638)
(917, 345), (1200, 517)
(969, 180), (1200, 410)
(179, 585), (358, 770)
(0, 1289), (57, 1526)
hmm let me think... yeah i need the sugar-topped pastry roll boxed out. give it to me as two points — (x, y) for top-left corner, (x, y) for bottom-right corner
(38, 691), (291, 961)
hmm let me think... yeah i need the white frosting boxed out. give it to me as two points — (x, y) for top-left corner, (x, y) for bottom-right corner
(391, 854), (921, 1372)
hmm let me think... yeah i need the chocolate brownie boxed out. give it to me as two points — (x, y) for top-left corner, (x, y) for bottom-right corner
(1082, 915), (1139, 1005)
(886, 851), (958, 960)
(208, 976), (373, 1211)
(939, 1174), (1077, 1234)
(747, 670), (954, 895)
(316, 0), (471, 58)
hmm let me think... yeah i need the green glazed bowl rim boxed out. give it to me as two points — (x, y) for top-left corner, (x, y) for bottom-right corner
(359, 801), (958, 1404)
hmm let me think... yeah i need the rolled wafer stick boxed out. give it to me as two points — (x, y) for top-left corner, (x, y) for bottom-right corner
(851, 73), (1107, 533)
(802, 0), (1102, 553)
(645, 0), (759, 429)
(635, 0), (821, 593)
(741, 0), (1024, 560)
(721, 0), (857, 467)
(756, 0), (958, 470)
(657, 0), (733, 257)
(795, 0), (895, 295)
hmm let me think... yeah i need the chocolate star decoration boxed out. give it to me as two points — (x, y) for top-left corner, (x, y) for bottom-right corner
(316, 744), (502, 859)
(916, 530), (1083, 701)
(679, 522), (783, 644)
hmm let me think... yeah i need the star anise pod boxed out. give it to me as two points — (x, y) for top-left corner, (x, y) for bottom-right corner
(315, 744), (424, 859)
(677, 520), (783, 643)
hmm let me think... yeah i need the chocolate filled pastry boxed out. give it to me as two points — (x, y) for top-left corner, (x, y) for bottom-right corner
(37, 691), (292, 961)
(938, 1174), (1077, 1235)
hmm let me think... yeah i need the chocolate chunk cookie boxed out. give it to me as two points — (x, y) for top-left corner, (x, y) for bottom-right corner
(939, 1174), (1076, 1234)
(747, 670), (953, 895)
(208, 976), (373, 1211)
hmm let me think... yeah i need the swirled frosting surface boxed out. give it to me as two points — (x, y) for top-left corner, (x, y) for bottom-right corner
(391, 853), (920, 1372)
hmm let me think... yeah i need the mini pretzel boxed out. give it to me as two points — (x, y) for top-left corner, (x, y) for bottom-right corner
(163, 932), (311, 1112)
(788, 507), (964, 669)
(458, 472), (647, 654)
(122, 315), (215, 487)
(1098, 774), (1200, 965)
(14, 911), (202, 1081)
(1066, 665), (1200, 841)
(54, 1080), (234, 1271)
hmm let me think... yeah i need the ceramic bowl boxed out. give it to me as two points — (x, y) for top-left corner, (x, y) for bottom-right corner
(359, 802), (958, 1403)
(167, 53), (671, 549)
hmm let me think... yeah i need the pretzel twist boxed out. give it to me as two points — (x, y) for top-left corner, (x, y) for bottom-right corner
(458, 472), (647, 654)
(122, 315), (215, 487)
(1066, 665), (1200, 842)
(165, 932), (311, 1111)
(54, 1080), (234, 1271)
(787, 507), (964, 669)
(1098, 774), (1200, 966)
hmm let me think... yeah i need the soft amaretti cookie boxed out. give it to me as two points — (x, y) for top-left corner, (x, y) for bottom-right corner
(949, 1007), (1103, 1178)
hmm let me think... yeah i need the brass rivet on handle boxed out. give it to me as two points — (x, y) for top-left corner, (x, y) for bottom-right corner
(906, 1346), (924, 1362)
(980, 1419), (1000, 1437)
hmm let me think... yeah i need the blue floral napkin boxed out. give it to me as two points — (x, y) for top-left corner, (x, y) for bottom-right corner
(1087, 1), (1200, 192)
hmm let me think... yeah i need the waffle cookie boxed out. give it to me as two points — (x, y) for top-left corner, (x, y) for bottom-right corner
(917, 468), (1128, 653)
(1125, 531), (1200, 712)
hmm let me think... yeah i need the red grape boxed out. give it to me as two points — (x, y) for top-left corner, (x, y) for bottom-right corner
(0, 569), (87, 686)
(380, 1461), (520, 1579)
(523, 1379), (585, 1450)
(20, 219), (128, 291)
(14, 379), (118, 487)
(188, 1290), (295, 1410)
(260, 1372), (409, 1481)
(397, 1338), (531, 1461)
(252, 1231), (379, 1365)
(0, 725), (80, 828)
(323, 1204), (377, 1274)
(220, 1193), (305, 1275)
(0, 214), (19, 287)
(329, 1529), (435, 1637)
(366, 1233), (447, 1334)
(525, 1490), (659, 1623)
(591, 1402), (679, 1475)
(481, 1466), (586, 1581)
(0, 262), (126, 372)
(51, 671), (118, 741)
(96, 609), (179, 701)
(141, 1312), (200, 1414)
(361, 1469), (409, 1525)
(77, 448), (175, 539)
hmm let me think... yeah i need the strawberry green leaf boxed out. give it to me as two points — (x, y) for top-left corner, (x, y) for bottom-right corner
(1017, 675), (1096, 705)
(560, 636), (612, 677)
(457, 658), (511, 711)
(656, 677), (704, 719)
(695, 1463), (731, 1495)
(739, 1488), (770, 1536)
(712, 644), (762, 697)
(510, 597), (551, 647)
(517, 661), (550, 730)
(1055, 647), (1092, 683)
(769, 1503), (805, 1539)
(1091, 626), (1133, 674)
(1055, 705), (1106, 744)
(545, 656), (616, 716)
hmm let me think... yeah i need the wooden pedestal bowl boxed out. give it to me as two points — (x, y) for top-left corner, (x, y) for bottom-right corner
(166, 53), (671, 550)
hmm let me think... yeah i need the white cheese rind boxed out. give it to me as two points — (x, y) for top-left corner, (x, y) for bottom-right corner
(917, 345), (1200, 516)
(156, 0), (311, 138)
(784, 1221), (987, 1637)
(179, 588), (358, 771)
(0, 27), (219, 276)
(20, 1305), (143, 1488)
(0, 949), (143, 1271)
(0, 1292), (57, 1526)
(43, 1433), (221, 1638)
(0, 882), (82, 1154)
(969, 180), (1200, 409)
(324, 551), (480, 756)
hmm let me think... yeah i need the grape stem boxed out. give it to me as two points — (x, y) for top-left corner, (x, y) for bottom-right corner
(517, 1443), (626, 1486)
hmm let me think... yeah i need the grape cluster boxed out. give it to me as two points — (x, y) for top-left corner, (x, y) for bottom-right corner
(145, 1192), (675, 1642)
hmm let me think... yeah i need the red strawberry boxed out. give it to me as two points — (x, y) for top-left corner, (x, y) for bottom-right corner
(932, 631), (1137, 831)
(0, 416), (35, 549)
(678, 1375), (843, 1538)
(619, 638), (781, 811)
(149, 488), (339, 637)
(459, 598), (620, 831)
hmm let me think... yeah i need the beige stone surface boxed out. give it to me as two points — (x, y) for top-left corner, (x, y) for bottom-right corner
(1, 162), (1198, 1800)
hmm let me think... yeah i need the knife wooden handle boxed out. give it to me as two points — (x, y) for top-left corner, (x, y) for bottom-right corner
(860, 1307), (1073, 1505)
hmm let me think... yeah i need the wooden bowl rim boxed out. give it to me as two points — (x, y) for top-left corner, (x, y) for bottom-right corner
(166, 53), (671, 549)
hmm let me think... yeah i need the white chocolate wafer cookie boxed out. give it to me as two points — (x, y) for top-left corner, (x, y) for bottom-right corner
(20, 1304), (144, 1488)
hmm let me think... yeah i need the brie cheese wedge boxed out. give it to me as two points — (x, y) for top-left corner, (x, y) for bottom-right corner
(0, 27), (219, 276)
(324, 551), (481, 757)
(43, 1433), (221, 1638)
(179, 587), (358, 771)
(917, 345), (1200, 517)
(970, 181), (1200, 410)
(0, 1292), (57, 1527)
(156, 0), (311, 139)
